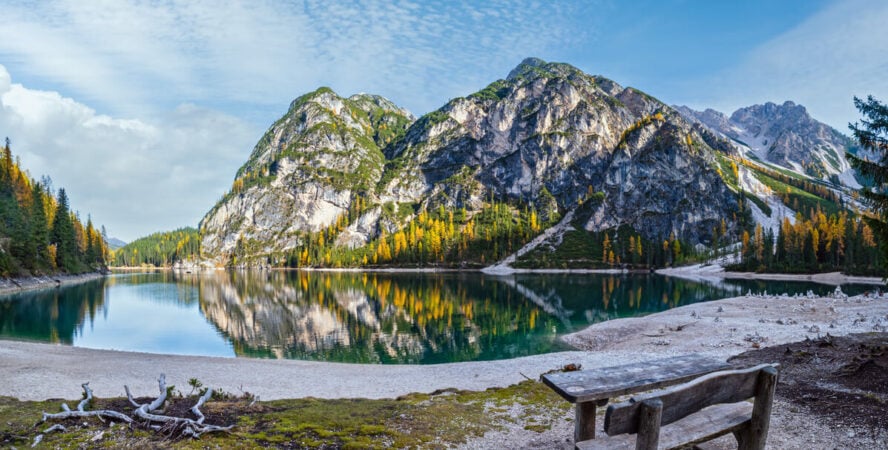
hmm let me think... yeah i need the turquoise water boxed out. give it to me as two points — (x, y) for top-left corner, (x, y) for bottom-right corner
(0, 271), (874, 364)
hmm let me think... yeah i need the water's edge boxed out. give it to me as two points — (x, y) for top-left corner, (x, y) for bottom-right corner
(0, 272), (106, 296)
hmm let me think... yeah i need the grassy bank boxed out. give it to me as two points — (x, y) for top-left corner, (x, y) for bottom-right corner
(0, 380), (568, 449)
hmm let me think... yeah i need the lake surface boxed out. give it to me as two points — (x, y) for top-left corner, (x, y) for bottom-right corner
(0, 271), (875, 364)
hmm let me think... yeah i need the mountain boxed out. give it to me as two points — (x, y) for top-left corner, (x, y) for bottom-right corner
(377, 57), (738, 242)
(111, 228), (198, 267)
(106, 237), (127, 250)
(200, 88), (414, 259)
(200, 58), (743, 266)
(674, 102), (860, 188)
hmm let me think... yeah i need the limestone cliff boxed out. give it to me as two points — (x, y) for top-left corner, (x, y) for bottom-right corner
(200, 88), (413, 263)
(200, 58), (743, 265)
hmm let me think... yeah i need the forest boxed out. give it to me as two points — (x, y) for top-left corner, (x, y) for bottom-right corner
(273, 201), (550, 269)
(729, 205), (882, 276)
(0, 139), (108, 276)
(111, 227), (199, 267)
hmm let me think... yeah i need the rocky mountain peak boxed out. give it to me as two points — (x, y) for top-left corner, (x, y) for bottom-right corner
(505, 57), (585, 83)
(376, 57), (737, 246)
(676, 101), (858, 185)
(506, 57), (547, 80)
(201, 58), (745, 265)
(731, 100), (810, 128)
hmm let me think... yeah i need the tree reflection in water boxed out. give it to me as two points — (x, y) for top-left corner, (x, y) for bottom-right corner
(0, 271), (869, 363)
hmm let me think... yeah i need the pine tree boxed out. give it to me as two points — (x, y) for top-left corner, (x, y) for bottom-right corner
(30, 183), (49, 268)
(847, 95), (888, 277)
(50, 188), (77, 271)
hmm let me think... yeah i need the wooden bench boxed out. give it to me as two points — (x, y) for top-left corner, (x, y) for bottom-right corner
(577, 364), (779, 450)
(542, 354), (731, 443)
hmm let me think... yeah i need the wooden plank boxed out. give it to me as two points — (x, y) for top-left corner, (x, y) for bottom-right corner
(738, 366), (778, 450)
(575, 401), (598, 442)
(604, 364), (776, 436)
(577, 402), (752, 450)
(635, 400), (663, 450)
(543, 354), (730, 403)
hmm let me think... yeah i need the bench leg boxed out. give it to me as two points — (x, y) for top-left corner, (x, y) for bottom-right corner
(574, 400), (607, 442)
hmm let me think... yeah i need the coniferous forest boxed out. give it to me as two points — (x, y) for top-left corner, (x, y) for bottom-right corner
(0, 139), (108, 276)
(111, 227), (199, 267)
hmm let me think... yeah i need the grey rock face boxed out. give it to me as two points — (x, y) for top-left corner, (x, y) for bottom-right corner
(202, 59), (744, 264)
(380, 58), (739, 244)
(199, 88), (414, 263)
(676, 101), (857, 183)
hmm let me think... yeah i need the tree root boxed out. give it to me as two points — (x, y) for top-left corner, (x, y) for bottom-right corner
(39, 373), (235, 441)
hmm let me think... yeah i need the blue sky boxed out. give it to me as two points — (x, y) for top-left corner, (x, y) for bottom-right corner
(0, 0), (885, 241)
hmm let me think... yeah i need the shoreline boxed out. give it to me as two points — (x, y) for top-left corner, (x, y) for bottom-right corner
(656, 264), (884, 286)
(2, 290), (886, 402)
(110, 264), (885, 286)
(0, 272), (106, 296)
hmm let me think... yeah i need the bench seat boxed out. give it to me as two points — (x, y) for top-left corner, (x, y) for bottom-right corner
(577, 402), (753, 450)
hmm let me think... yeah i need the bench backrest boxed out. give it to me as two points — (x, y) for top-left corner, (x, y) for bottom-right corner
(604, 364), (778, 436)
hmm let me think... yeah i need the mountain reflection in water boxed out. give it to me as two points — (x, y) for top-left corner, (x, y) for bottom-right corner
(0, 271), (870, 363)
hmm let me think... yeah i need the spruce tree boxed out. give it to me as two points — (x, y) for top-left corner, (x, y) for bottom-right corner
(847, 96), (888, 277)
(50, 188), (77, 271)
(30, 183), (49, 269)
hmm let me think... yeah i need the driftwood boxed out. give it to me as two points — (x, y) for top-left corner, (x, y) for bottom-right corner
(39, 374), (235, 442)
(126, 374), (234, 438)
(40, 382), (133, 424)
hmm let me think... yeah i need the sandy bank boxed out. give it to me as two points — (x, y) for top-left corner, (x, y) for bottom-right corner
(0, 342), (611, 402)
(657, 264), (884, 286)
(0, 272), (105, 296)
(1, 290), (886, 404)
(563, 290), (887, 358)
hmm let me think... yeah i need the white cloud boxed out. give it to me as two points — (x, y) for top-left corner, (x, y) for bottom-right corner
(0, 1), (597, 240)
(0, 65), (258, 241)
(0, 0), (592, 117)
(686, 0), (888, 131)
(0, 66), (10, 94)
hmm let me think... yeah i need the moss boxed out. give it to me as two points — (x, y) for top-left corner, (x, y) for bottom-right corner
(0, 381), (568, 449)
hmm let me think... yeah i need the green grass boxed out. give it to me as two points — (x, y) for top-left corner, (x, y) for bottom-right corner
(757, 161), (808, 181)
(0, 380), (569, 449)
(715, 154), (740, 191)
(751, 170), (841, 216)
(743, 192), (772, 217)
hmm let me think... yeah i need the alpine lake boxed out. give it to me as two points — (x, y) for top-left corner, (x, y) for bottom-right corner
(0, 271), (876, 364)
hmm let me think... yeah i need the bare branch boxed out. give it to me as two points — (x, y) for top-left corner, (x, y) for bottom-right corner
(124, 385), (142, 407)
(41, 409), (133, 423)
(77, 382), (92, 412)
(39, 374), (234, 440)
(191, 389), (213, 424)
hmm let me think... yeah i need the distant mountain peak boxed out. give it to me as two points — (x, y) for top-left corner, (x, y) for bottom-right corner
(675, 101), (858, 186)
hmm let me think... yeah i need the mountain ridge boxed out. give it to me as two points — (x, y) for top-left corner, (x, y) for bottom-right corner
(197, 58), (861, 268)
(674, 102), (860, 188)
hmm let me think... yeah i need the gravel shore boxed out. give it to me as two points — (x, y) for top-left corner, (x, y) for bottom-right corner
(0, 272), (106, 296)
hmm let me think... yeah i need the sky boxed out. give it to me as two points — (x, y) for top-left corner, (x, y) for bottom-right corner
(0, 0), (886, 241)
